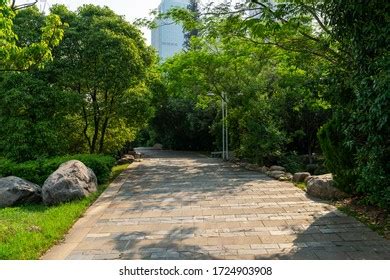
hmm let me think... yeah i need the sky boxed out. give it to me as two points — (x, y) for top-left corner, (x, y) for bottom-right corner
(30, 0), (226, 45)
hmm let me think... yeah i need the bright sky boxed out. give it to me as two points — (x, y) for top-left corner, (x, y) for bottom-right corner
(32, 0), (225, 45)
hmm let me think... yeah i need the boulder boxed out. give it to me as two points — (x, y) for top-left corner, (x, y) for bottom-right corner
(116, 154), (135, 165)
(267, 170), (285, 179)
(306, 174), (348, 200)
(42, 160), (97, 205)
(279, 172), (293, 181)
(0, 176), (42, 208)
(260, 166), (269, 173)
(293, 172), (311, 183)
(127, 151), (142, 159)
(153, 143), (163, 150)
(245, 163), (259, 171)
(270, 165), (286, 172)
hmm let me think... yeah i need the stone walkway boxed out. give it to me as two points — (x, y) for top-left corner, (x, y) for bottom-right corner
(42, 149), (390, 260)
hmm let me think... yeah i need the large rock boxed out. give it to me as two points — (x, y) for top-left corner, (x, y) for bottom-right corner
(153, 143), (163, 150)
(245, 163), (260, 171)
(0, 176), (42, 208)
(42, 160), (97, 205)
(270, 165), (286, 172)
(267, 170), (285, 179)
(260, 166), (269, 173)
(127, 150), (142, 159)
(116, 154), (135, 165)
(306, 174), (347, 199)
(293, 172), (311, 183)
(279, 172), (293, 181)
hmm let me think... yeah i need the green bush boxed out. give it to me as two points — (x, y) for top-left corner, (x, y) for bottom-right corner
(317, 120), (357, 194)
(237, 98), (287, 165)
(0, 154), (115, 185)
(279, 152), (305, 174)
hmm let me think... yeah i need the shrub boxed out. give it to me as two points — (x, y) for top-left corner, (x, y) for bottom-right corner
(279, 152), (305, 174)
(317, 120), (357, 193)
(237, 98), (287, 165)
(0, 154), (115, 185)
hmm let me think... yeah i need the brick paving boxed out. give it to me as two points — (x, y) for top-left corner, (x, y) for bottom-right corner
(42, 149), (390, 260)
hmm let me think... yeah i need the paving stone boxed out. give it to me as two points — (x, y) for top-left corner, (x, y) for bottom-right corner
(42, 149), (390, 260)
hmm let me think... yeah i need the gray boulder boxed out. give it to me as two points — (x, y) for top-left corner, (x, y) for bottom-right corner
(306, 174), (347, 199)
(0, 176), (42, 208)
(260, 166), (269, 173)
(267, 170), (285, 179)
(293, 172), (311, 183)
(116, 154), (135, 165)
(153, 143), (163, 150)
(42, 160), (97, 205)
(279, 172), (293, 181)
(270, 165), (286, 172)
(127, 150), (142, 159)
(245, 163), (260, 171)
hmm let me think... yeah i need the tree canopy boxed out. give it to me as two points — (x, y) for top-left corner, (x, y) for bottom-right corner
(0, 4), (159, 161)
(0, 0), (65, 71)
(143, 0), (389, 208)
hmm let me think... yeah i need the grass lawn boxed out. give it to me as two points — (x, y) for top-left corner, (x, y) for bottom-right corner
(0, 164), (129, 260)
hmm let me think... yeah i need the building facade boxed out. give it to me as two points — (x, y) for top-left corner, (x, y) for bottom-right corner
(151, 0), (190, 61)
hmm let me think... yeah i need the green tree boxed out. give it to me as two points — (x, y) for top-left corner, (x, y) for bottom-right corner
(0, 0), (65, 71)
(318, 0), (390, 207)
(50, 5), (157, 154)
(0, 6), (80, 161)
(183, 0), (200, 50)
(0, 72), (80, 161)
(156, 8), (331, 164)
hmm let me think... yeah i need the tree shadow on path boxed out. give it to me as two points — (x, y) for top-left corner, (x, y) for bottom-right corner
(254, 208), (390, 260)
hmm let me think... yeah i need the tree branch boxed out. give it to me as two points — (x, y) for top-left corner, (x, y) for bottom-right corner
(11, 0), (38, 11)
(302, 4), (332, 36)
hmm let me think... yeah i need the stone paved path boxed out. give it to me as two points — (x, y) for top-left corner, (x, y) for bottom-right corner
(43, 149), (390, 260)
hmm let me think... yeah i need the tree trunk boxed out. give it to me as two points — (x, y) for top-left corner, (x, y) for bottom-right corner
(98, 117), (110, 153)
(79, 84), (92, 150)
(98, 92), (116, 154)
(90, 89), (100, 153)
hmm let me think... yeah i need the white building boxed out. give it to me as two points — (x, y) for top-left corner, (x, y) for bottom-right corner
(151, 0), (190, 61)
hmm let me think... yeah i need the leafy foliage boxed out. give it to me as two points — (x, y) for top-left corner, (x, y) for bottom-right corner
(0, 154), (115, 185)
(149, 4), (331, 164)
(150, 95), (216, 150)
(320, 0), (390, 208)
(0, 72), (80, 161)
(49, 4), (156, 154)
(0, 4), (158, 161)
(0, 1), (65, 71)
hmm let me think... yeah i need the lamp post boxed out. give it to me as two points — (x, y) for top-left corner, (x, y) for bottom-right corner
(222, 92), (228, 161)
(208, 92), (228, 161)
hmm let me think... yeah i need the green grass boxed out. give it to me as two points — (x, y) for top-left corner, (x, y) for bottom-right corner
(111, 164), (129, 179)
(294, 182), (307, 191)
(0, 163), (129, 260)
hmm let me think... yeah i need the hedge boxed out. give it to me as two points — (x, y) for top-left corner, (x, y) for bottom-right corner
(0, 154), (116, 185)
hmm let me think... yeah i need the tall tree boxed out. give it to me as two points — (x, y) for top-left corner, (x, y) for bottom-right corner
(318, 0), (390, 207)
(50, 5), (156, 154)
(183, 0), (200, 50)
(0, 0), (65, 71)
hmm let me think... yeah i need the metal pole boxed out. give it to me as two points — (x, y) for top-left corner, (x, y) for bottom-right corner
(225, 93), (228, 160)
(221, 96), (225, 160)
